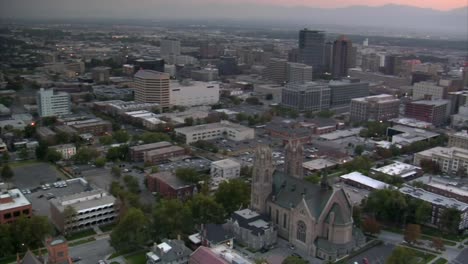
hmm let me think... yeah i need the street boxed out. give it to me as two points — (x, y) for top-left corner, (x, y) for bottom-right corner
(69, 237), (114, 264)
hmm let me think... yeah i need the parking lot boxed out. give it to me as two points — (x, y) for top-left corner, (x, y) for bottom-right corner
(346, 243), (395, 264)
(12, 162), (66, 189)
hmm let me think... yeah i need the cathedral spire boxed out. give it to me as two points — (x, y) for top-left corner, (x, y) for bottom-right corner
(250, 145), (274, 214)
(284, 139), (304, 179)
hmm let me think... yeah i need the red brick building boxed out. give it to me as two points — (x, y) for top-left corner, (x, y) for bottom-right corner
(146, 171), (195, 200)
(144, 146), (186, 164)
(405, 100), (448, 126)
(129, 141), (173, 162)
(46, 237), (70, 264)
(0, 189), (32, 224)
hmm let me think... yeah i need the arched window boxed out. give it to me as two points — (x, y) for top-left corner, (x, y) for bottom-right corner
(264, 169), (270, 183)
(297, 221), (306, 243)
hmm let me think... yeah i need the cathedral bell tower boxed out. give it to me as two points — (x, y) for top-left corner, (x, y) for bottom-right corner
(250, 145), (274, 214)
(284, 139), (304, 179)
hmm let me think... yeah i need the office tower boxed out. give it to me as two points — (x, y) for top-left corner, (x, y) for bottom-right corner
(350, 94), (400, 122)
(323, 41), (333, 73)
(160, 38), (181, 57)
(328, 79), (370, 107)
(37, 88), (71, 117)
(130, 58), (165, 73)
(281, 81), (330, 112)
(332, 36), (353, 78)
(288, 48), (300, 63)
(384, 55), (404, 76)
(361, 54), (381, 72)
(405, 100), (449, 126)
(134, 70), (170, 108)
(463, 63), (468, 87)
(298, 29), (325, 74)
(412, 81), (448, 100)
(91, 66), (111, 83)
(217, 56), (239, 76)
(287, 62), (313, 83)
(264, 58), (287, 84)
(200, 42), (222, 59)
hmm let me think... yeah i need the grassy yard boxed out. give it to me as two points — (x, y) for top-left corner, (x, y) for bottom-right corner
(433, 258), (448, 264)
(383, 226), (464, 243)
(399, 246), (437, 264)
(9, 160), (40, 168)
(68, 237), (96, 247)
(125, 252), (147, 264)
(65, 229), (96, 241)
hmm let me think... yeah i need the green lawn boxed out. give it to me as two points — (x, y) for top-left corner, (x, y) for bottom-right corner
(9, 160), (40, 168)
(125, 252), (147, 264)
(0, 255), (18, 264)
(65, 229), (96, 241)
(383, 226), (463, 243)
(399, 246), (437, 264)
(68, 237), (96, 247)
(100, 223), (117, 232)
(433, 258), (448, 264)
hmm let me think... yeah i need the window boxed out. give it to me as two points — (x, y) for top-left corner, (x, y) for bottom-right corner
(275, 210), (279, 224)
(297, 221), (306, 242)
(22, 209), (30, 215)
(283, 214), (287, 228)
(4, 213), (11, 219)
(13, 211), (20, 217)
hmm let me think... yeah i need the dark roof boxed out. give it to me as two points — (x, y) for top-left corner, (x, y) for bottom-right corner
(21, 250), (43, 264)
(231, 210), (272, 236)
(148, 171), (192, 190)
(203, 224), (233, 244)
(190, 246), (229, 264)
(157, 239), (192, 262)
(272, 171), (334, 218)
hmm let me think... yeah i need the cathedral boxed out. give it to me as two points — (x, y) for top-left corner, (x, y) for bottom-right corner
(250, 140), (365, 261)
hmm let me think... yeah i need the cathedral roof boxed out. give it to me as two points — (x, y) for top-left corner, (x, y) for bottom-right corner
(272, 171), (334, 218)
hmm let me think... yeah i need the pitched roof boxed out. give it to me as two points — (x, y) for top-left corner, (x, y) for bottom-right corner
(21, 250), (43, 264)
(190, 246), (229, 264)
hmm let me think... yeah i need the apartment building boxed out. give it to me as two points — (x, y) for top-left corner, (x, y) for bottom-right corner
(49, 144), (76, 160)
(175, 121), (254, 144)
(144, 146), (186, 164)
(37, 88), (71, 117)
(405, 100), (449, 126)
(350, 94), (400, 122)
(448, 131), (468, 149)
(129, 142), (173, 162)
(414, 146), (468, 175)
(0, 189), (32, 224)
(68, 119), (113, 136)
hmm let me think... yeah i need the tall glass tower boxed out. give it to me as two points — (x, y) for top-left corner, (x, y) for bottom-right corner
(298, 29), (325, 74)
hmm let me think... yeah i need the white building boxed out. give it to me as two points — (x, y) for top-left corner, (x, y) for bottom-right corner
(340, 171), (390, 190)
(414, 146), (468, 175)
(49, 144), (76, 160)
(36, 88), (71, 117)
(134, 70), (170, 107)
(211, 159), (241, 179)
(448, 131), (468, 149)
(412, 81), (447, 100)
(170, 80), (220, 107)
(287, 62), (313, 84)
(370, 161), (422, 181)
(175, 120), (254, 144)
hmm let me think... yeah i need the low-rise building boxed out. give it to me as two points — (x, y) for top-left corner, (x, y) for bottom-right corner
(49, 144), (76, 160)
(129, 142), (173, 162)
(225, 209), (277, 251)
(0, 189), (32, 224)
(400, 185), (468, 230)
(50, 188), (118, 233)
(36, 127), (57, 142)
(175, 121), (254, 144)
(339, 171), (390, 190)
(144, 146), (186, 164)
(68, 119), (112, 136)
(414, 146), (468, 175)
(210, 159), (241, 179)
(189, 246), (229, 264)
(370, 161), (422, 181)
(424, 179), (468, 204)
(146, 239), (192, 264)
(448, 131), (468, 149)
(146, 171), (195, 200)
(387, 125), (440, 146)
(170, 80), (220, 107)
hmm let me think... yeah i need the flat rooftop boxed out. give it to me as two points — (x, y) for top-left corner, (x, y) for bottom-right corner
(340, 172), (390, 190)
(426, 181), (468, 197)
(400, 185), (468, 211)
(390, 125), (439, 138)
(50, 188), (116, 213)
(373, 161), (421, 178)
(0, 189), (31, 211)
(302, 159), (337, 171)
(319, 128), (362, 141)
(409, 99), (450, 106)
(146, 145), (184, 156)
(134, 70), (169, 79)
(212, 159), (240, 168)
(148, 171), (191, 190)
(175, 121), (252, 133)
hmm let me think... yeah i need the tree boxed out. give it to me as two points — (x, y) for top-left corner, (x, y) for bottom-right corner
(404, 224), (421, 244)
(354, 145), (364, 156)
(2, 152), (10, 164)
(265, 94), (273, 100)
(35, 141), (49, 160)
(215, 179), (250, 215)
(141, 132), (171, 144)
(282, 256), (308, 264)
(24, 124), (36, 138)
(111, 208), (149, 252)
(175, 168), (204, 184)
(419, 159), (441, 174)
(386, 247), (416, 264)
(439, 207), (461, 234)
(18, 148), (29, 160)
(189, 194), (225, 225)
(431, 237), (445, 251)
(95, 157), (106, 167)
(413, 200), (432, 224)
(123, 175), (140, 194)
(456, 166), (467, 178)
(45, 149), (62, 163)
(364, 189), (408, 224)
(362, 217), (380, 235)
(55, 132), (70, 144)
(111, 166), (121, 178)
(152, 199), (193, 239)
(353, 206), (363, 228)
(151, 166), (159, 173)
(63, 206), (77, 234)
(106, 145), (129, 161)
(1, 165), (14, 182)
(344, 156), (373, 174)
(99, 135), (113, 145)
(74, 147), (99, 164)
(317, 110), (335, 118)
(113, 130), (130, 143)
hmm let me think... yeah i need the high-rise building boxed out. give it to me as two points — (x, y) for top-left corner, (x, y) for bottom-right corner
(332, 36), (353, 78)
(361, 54), (381, 72)
(350, 94), (400, 122)
(328, 79), (369, 107)
(37, 88), (71, 117)
(287, 62), (313, 84)
(134, 70), (170, 107)
(384, 55), (404, 76)
(281, 81), (330, 112)
(298, 29), (325, 74)
(129, 58), (165, 73)
(323, 41), (333, 73)
(217, 56), (239, 76)
(288, 48), (300, 63)
(160, 38), (180, 57)
(264, 58), (288, 84)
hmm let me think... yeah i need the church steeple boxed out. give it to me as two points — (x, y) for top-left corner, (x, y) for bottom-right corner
(284, 139), (304, 179)
(251, 145), (274, 214)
